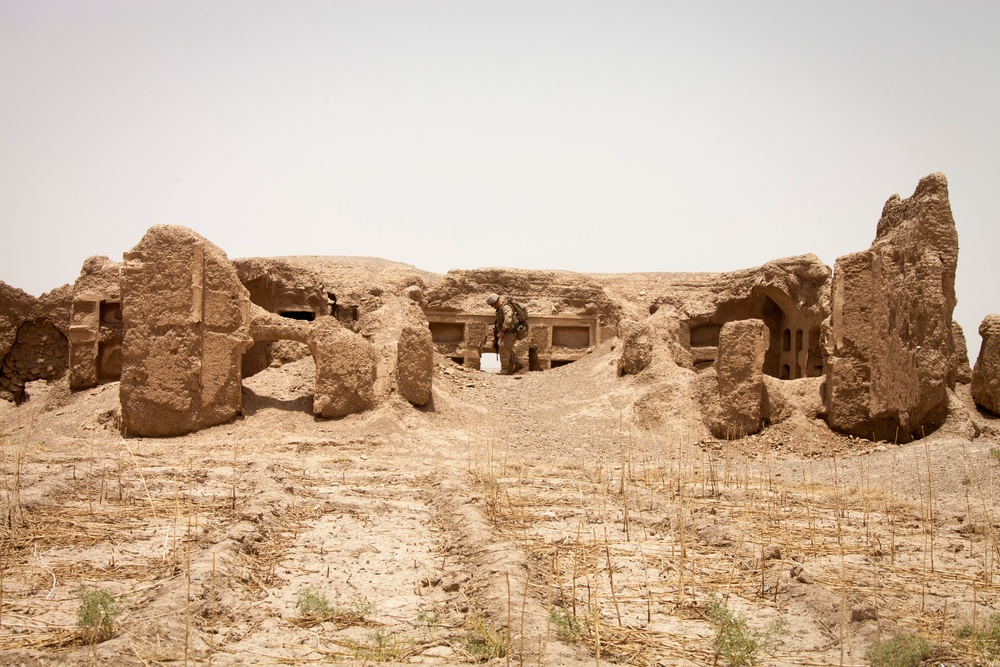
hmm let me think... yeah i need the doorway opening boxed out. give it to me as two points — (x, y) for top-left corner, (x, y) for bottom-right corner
(480, 352), (501, 374)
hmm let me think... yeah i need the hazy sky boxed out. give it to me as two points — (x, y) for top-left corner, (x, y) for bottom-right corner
(2, 1), (997, 354)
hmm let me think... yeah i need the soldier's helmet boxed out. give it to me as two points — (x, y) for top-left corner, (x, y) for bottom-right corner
(486, 293), (500, 306)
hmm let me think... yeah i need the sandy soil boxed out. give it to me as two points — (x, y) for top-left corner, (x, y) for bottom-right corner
(2, 344), (1000, 666)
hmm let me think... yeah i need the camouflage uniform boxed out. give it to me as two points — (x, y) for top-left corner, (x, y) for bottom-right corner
(494, 299), (524, 375)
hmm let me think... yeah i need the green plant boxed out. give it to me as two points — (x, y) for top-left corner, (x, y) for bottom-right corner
(990, 447), (1000, 463)
(866, 631), (931, 667)
(296, 587), (375, 624)
(464, 614), (507, 661)
(417, 607), (443, 639)
(75, 586), (120, 643)
(349, 628), (408, 662)
(966, 613), (1000, 661)
(705, 597), (784, 667)
(981, 615), (1000, 655)
(549, 605), (586, 640)
(296, 587), (333, 618)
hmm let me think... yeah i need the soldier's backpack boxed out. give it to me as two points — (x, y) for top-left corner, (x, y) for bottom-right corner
(508, 298), (529, 340)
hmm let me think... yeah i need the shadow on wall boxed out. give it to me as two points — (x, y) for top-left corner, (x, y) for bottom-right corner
(240, 385), (314, 416)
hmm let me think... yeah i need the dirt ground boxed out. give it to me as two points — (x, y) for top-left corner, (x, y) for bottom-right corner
(2, 342), (1000, 666)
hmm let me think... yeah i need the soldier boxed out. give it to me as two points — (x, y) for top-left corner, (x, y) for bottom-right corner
(487, 293), (524, 375)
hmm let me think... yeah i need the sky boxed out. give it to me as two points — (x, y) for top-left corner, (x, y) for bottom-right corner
(2, 1), (998, 356)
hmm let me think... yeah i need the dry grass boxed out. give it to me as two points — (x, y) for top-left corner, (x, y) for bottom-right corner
(465, 423), (1000, 665)
(2, 407), (999, 665)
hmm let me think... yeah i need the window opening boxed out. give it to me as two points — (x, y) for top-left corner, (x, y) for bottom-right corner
(280, 311), (315, 321)
(429, 322), (465, 343)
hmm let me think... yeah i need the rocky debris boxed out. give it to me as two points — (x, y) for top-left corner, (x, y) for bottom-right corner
(824, 173), (960, 442)
(850, 605), (878, 623)
(616, 318), (653, 376)
(646, 305), (690, 367)
(310, 317), (376, 418)
(762, 375), (825, 425)
(973, 315), (1000, 415)
(120, 225), (253, 437)
(404, 284), (424, 304)
(695, 319), (769, 438)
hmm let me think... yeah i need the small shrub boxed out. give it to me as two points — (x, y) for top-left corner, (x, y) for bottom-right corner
(464, 614), (507, 662)
(350, 628), (408, 662)
(296, 587), (333, 618)
(970, 613), (1000, 661)
(549, 606), (586, 640)
(339, 596), (376, 622)
(990, 447), (1000, 463)
(705, 597), (784, 667)
(296, 587), (374, 624)
(417, 607), (443, 639)
(867, 631), (931, 667)
(76, 586), (120, 644)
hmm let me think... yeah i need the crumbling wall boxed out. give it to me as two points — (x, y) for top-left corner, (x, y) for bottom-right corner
(233, 257), (329, 318)
(120, 226), (253, 437)
(425, 267), (621, 331)
(249, 305), (311, 344)
(359, 298), (433, 406)
(672, 255), (831, 378)
(310, 317), (376, 418)
(234, 258), (329, 377)
(694, 319), (769, 438)
(272, 256), (434, 334)
(973, 315), (1000, 415)
(0, 281), (72, 403)
(68, 256), (123, 390)
(824, 173), (960, 442)
(1, 282), (42, 401)
(1, 319), (68, 403)
(952, 322), (973, 384)
(616, 318), (653, 376)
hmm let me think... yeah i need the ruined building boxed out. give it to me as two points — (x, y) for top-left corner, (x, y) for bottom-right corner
(0, 173), (993, 441)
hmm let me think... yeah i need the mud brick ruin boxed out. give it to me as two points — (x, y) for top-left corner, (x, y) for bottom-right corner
(0, 173), (995, 441)
(974, 315), (1000, 415)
